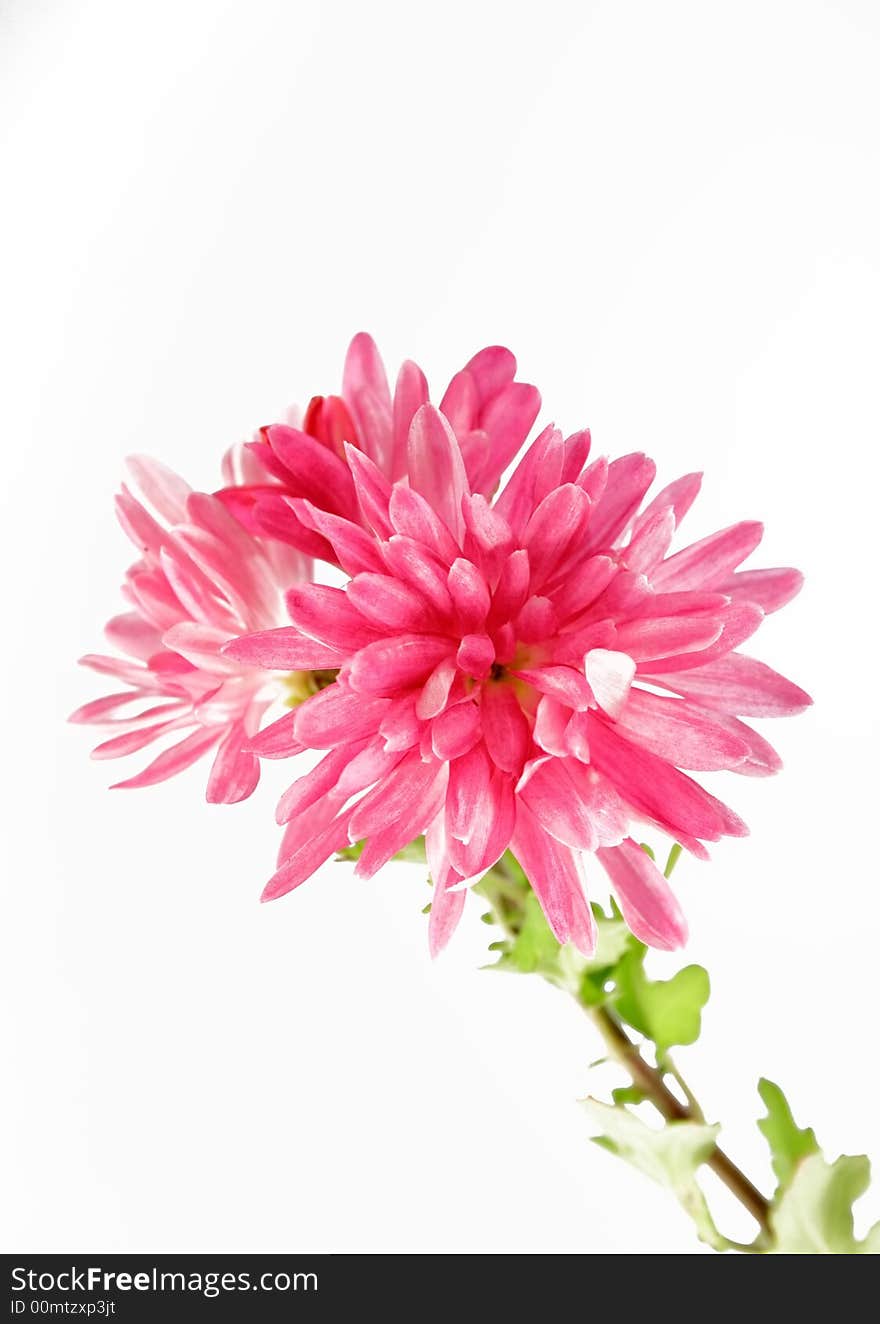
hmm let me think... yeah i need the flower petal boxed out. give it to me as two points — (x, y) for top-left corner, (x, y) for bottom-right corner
(597, 838), (688, 950)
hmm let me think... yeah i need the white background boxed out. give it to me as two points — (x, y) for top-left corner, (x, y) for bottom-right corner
(2, 0), (879, 1253)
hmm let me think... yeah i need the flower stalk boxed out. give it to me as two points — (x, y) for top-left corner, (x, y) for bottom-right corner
(475, 850), (877, 1254)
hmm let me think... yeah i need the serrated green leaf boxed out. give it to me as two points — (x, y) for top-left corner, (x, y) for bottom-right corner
(769, 1153), (880, 1253)
(757, 1078), (819, 1190)
(612, 949), (710, 1058)
(584, 1098), (727, 1250)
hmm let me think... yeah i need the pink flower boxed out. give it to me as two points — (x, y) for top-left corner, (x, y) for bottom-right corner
(70, 450), (307, 802)
(214, 332), (541, 564)
(225, 407), (810, 955)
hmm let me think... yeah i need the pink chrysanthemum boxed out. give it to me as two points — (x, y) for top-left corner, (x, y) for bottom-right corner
(226, 405), (809, 954)
(71, 449), (307, 802)
(215, 332), (541, 563)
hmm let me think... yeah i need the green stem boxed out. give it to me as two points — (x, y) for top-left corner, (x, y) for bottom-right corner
(478, 855), (771, 1245)
(589, 1003), (770, 1233)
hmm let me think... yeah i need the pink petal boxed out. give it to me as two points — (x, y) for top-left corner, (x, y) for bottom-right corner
(354, 768), (448, 879)
(286, 583), (382, 652)
(597, 838), (688, 950)
(439, 369), (479, 436)
(91, 716), (189, 760)
(244, 710), (305, 758)
(589, 717), (748, 842)
(639, 602), (764, 674)
(275, 744), (365, 824)
(511, 801), (596, 955)
(533, 695), (572, 757)
(348, 635), (454, 695)
(335, 737), (404, 800)
(613, 614), (723, 663)
(559, 429), (593, 484)
(431, 701), (482, 760)
(652, 520), (764, 591)
(223, 627), (342, 671)
(613, 687), (752, 770)
(262, 806), (355, 902)
(110, 726), (222, 789)
(425, 818), (468, 958)
(126, 454), (192, 524)
(623, 508), (676, 574)
(382, 536), (455, 618)
(523, 483), (592, 585)
(517, 758), (599, 850)
(447, 558), (491, 632)
(263, 424), (356, 516)
(514, 595), (558, 643)
(104, 613), (164, 662)
(69, 691), (158, 724)
(489, 548), (531, 624)
(463, 345), (517, 402)
(493, 425), (564, 538)
(634, 471), (702, 532)
(392, 360), (430, 480)
(206, 723), (261, 803)
(447, 763), (516, 877)
(388, 485), (460, 564)
(547, 555), (616, 622)
(252, 494), (336, 560)
(343, 334), (392, 457)
(348, 749), (442, 841)
(585, 453), (656, 550)
(584, 649), (636, 719)
(343, 442), (394, 536)
(407, 404), (470, 544)
(380, 693), (423, 750)
(294, 685), (390, 747)
(347, 573), (436, 631)
(462, 492), (515, 562)
(114, 485), (167, 556)
(515, 665), (594, 712)
(481, 684), (531, 774)
(163, 622), (243, 674)
(648, 653), (812, 717)
(472, 382), (542, 493)
(416, 656), (459, 720)
(715, 566), (804, 614)
(295, 501), (386, 575)
(456, 633), (495, 680)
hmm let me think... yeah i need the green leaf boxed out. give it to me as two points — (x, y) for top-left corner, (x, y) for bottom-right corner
(664, 843), (683, 878)
(612, 948), (710, 1058)
(757, 1078), (819, 1190)
(337, 835), (427, 865)
(611, 1085), (647, 1106)
(584, 1098), (728, 1250)
(769, 1153), (880, 1254)
(489, 891), (579, 986)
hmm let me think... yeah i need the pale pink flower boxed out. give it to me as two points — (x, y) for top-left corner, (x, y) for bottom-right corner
(215, 332), (541, 564)
(71, 450), (307, 802)
(226, 407), (809, 954)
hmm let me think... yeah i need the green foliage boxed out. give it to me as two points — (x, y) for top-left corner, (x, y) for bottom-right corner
(476, 846), (880, 1255)
(480, 849), (708, 1056)
(612, 950), (710, 1060)
(757, 1078), (819, 1190)
(769, 1153), (880, 1254)
(337, 836), (427, 865)
(584, 1099), (728, 1250)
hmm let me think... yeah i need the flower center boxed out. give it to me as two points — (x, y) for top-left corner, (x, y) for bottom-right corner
(282, 668), (340, 708)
